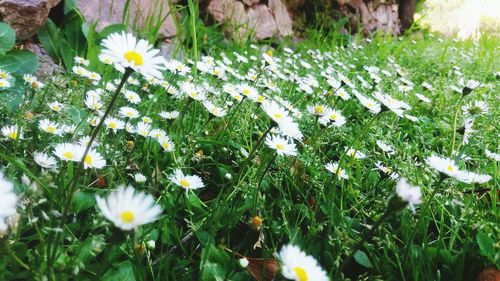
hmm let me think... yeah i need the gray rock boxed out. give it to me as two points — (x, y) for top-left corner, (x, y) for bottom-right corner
(0, 0), (62, 40)
(206, 0), (293, 40)
(78, 0), (177, 39)
(24, 43), (64, 78)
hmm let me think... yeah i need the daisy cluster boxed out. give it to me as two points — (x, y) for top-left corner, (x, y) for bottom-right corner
(0, 31), (497, 279)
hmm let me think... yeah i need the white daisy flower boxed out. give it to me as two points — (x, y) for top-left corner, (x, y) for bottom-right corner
(119, 106), (140, 119)
(0, 78), (10, 89)
(354, 92), (381, 114)
(278, 244), (329, 281)
(53, 143), (81, 162)
(455, 171), (492, 184)
(425, 154), (460, 178)
(203, 101), (227, 117)
(100, 32), (166, 78)
(396, 178), (422, 213)
(346, 147), (366, 159)
(133, 173), (147, 183)
(265, 135), (298, 156)
(48, 101), (64, 112)
(33, 151), (58, 170)
(74, 56), (90, 66)
(157, 135), (175, 152)
(0, 173), (18, 233)
(168, 169), (205, 192)
(325, 162), (348, 179)
(318, 108), (346, 127)
(461, 100), (489, 117)
(39, 119), (61, 135)
(415, 93), (431, 103)
(159, 111), (179, 120)
(149, 128), (167, 139)
(105, 117), (125, 132)
(96, 185), (162, 231)
(307, 104), (328, 116)
(123, 90), (142, 104)
(376, 140), (396, 155)
(485, 149), (500, 161)
(1, 125), (22, 140)
(135, 122), (151, 137)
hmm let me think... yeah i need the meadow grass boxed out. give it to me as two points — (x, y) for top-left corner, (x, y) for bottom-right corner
(0, 28), (498, 281)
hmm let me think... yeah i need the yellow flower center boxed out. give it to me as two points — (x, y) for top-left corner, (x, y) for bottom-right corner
(7, 132), (17, 139)
(330, 114), (337, 120)
(315, 106), (323, 114)
(162, 142), (169, 149)
(243, 89), (250, 95)
(0, 81), (7, 87)
(258, 96), (265, 103)
(447, 165), (454, 172)
(84, 155), (93, 165)
(109, 122), (117, 129)
(367, 103), (373, 107)
(180, 179), (190, 188)
(63, 152), (73, 159)
(293, 267), (308, 281)
(276, 144), (285, 150)
(124, 51), (144, 66)
(46, 126), (56, 133)
(53, 105), (60, 111)
(120, 211), (135, 223)
(274, 113), (282, 119)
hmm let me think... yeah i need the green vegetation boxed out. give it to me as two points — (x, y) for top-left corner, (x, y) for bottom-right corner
(0, 10), (498, 281)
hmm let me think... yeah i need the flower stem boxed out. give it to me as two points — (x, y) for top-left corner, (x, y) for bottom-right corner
(450, 96), (464, 157)
(48, 67), (133, 270)
(335, 209), (394, 278)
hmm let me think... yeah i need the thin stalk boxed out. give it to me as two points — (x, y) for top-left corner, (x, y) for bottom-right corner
(402, 176), (445, 263)
(253, 152), (277, 211)
(335, 209), (394, 278)
(48, 68), (133, 268)
(450, 96), (464, 156)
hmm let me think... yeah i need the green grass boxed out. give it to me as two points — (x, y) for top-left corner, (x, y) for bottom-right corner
(0, 25), (498, 281)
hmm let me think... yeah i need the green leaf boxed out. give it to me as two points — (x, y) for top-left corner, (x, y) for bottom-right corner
(0, 22), (16, 54)
(64, 0), (79, 14)
(0, 49), (39, 74)
(59, 40), (76, 70)
(476, 232), (495, 259)
(200, 244), (231, 281)
(102, 261), (136, 281)
(63, 10), (87, 57)
(98, 24), (127, 40)
(354, 250), (373, 268)
(73, 191), (95, 213)
(71, 235), (106, 265)
(38, 19), (62, 62)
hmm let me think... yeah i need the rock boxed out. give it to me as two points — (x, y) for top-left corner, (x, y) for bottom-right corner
(344, 0), (401, 35)
(0, 0), (62, 40)
(268, 0), (293, 37)
(240, 0), (260, 6)
(205, 0), (293, 40)
(247, 5), (278, 39)
(77, 0), (177, 39)
(24, 43), (64, 77)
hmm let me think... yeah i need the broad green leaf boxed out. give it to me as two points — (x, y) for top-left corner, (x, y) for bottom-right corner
(72, 191), (96, 213)
(0, 22), (16, 54)
(63, 10), (87, 57)
(60, 40), (76, 70)
(476, 232), (495, 259)
(354, 250), (373, 268)
(71, 235), (106, 265)
(64, 0), (79, 14)
(200, 244), (231, 281)
(98, 24), (127, 40)
(102, 261), (136, 281)
(0, 49), (39, 74)
(38, 19), (62, 62)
